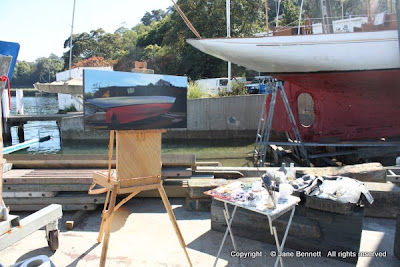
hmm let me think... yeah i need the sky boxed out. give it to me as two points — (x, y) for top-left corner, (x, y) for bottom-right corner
(2, 0), (172, 62)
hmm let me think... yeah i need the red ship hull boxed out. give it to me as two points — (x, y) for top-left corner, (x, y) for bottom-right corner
(270, 69), (400, 142)
(106, 103), (174, 124)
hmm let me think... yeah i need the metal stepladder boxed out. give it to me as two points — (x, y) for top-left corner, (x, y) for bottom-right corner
(253, 81), (310, 167)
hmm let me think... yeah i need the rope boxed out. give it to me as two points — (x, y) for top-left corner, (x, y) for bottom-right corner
(0, 75), (12, 110)
(171, 0), (202, 39)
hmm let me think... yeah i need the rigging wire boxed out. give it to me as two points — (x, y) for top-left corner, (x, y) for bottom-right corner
(171, 0), (202, 38)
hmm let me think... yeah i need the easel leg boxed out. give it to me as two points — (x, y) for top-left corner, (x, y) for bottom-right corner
(100, 185), (118, 267)
(158, 185), (193, 267)
(97, 190), (111, 243)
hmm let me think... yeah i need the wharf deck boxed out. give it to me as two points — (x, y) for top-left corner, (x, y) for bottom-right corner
(7, 113), (83, 124)
(2, 168), (190, 211)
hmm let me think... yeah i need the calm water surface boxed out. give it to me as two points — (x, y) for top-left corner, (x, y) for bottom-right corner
(8, 94), (255, 166)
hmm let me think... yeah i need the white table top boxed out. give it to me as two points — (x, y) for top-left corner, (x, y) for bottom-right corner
(213, 195), (301, 221)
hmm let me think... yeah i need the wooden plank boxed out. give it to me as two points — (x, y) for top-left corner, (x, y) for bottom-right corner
(269, 144), (287, 165)
(162, 167), (192, 178)
(3, 176), (92, 184)
(4, 153), (196, 169)
(4, 193), (105, 205)
(7, 113), (82, 122)
(195, 161), (221, 167)
(0, 204), (62, 251)
(8, 203), (97, 211)
(65, 210), (88, 230)
(2, 184), (91, 192)
(3, 191), (57, 198)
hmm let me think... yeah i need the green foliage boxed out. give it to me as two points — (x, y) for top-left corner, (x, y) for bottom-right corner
(218, 82), (248, 97)
(231, 82), (248, 95)
(62, 28), (124, 69)
(73, 56), (115, 68)
(187, 81), (207, 99)
(12, 54), (63, 86)
(141, 9), (167, 26)
(58, 104), (77, 114)
(282, 0), (300, 26)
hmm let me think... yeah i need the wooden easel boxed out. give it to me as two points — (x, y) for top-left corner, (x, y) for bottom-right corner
(90, 130), (192, 267)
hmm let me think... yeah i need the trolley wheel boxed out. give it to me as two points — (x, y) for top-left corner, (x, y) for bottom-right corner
(48, 230), (59, 251)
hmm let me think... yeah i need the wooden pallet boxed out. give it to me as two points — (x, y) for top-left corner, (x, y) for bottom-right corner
(4, 154), (197, 169)
(2, 167), (192, 211)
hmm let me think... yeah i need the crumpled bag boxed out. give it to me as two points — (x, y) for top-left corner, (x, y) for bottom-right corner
(311, 176), (374, 204)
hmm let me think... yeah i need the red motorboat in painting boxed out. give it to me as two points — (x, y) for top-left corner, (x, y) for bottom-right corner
(187, 13), (400, 142)
(87, 96), (176, 125)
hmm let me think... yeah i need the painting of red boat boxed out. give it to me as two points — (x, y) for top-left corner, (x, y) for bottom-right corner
(87, 96), (176, 125)
(84, 70), (187, 130)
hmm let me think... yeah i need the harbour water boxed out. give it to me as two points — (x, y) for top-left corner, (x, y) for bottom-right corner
(7, 94), (254, 166)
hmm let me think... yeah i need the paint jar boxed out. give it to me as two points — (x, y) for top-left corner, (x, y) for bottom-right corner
(286, 163), (296, 181)
(279, 183), (293, 202)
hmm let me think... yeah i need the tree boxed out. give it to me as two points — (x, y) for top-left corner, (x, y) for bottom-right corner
(11, 55), (63, 86)
(141, 9), (166, 26)
(33, 57), (64, 83)
(12, 61), (35, 86)
(62, 28), (121, 69)
(72, 56), (115, 68)
(281, 0), (300, 26)
(139, 0), (266, 78)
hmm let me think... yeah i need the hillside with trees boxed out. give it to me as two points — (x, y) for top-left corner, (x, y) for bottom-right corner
(11, 0), (377, 86)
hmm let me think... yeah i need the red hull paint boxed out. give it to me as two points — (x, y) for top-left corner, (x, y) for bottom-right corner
(106, 103), (173, 124)
(270, 69), (400, 142)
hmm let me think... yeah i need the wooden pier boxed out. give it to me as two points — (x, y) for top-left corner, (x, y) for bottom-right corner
(3, 113), (83, 144)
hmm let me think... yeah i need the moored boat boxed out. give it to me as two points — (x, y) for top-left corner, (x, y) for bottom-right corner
(187, 15), (400, 142)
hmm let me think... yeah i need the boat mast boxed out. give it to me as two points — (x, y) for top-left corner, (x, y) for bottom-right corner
(226, 0), (232, 90)
(69, 0), (76, 79)
(276, 0), (282, 27)
(321, 0), (334, 33)
(298, 0), (304, 34)
(265, 0), (269, 32)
